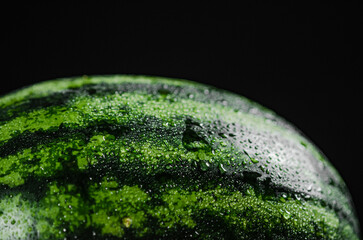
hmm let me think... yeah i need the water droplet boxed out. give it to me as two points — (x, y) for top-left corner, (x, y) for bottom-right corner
(123, 217), (132, 228)
(282, 209), (291, 220)
(246, 187), (254, 196)
(294, 194), (301, 201)
(218, 132), (227, 138)
(219, 163), (227, 173)
(199, 161), (210, 171)
(250, 158), (259, 164)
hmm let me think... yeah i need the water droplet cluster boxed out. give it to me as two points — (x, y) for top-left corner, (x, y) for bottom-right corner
(0, 75), (359, 239)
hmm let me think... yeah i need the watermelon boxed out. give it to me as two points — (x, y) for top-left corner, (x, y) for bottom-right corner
(0, 75), (360, 239)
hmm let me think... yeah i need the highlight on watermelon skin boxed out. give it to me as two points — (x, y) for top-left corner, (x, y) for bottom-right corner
(0, 75), (360, 239)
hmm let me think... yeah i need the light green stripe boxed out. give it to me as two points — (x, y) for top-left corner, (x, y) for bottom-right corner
(0, 108), (82, 142)
(0, 75), (200, 109)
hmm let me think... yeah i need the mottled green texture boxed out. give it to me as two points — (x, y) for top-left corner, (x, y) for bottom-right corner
(0, 75), (360, 239)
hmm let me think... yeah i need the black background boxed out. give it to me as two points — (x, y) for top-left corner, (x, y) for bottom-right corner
(2, 2), (362, 230)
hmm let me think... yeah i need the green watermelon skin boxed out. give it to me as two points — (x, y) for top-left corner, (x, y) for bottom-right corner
(0, 75), (359, 239)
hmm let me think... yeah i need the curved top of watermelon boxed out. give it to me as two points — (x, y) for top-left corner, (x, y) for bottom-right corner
(0, 75), (360, 239)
